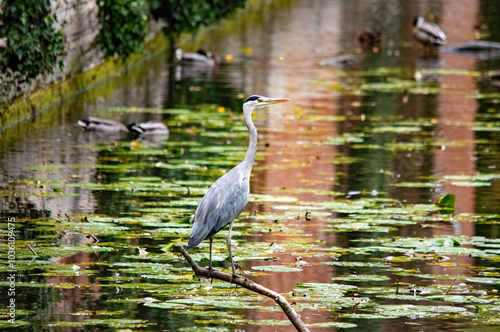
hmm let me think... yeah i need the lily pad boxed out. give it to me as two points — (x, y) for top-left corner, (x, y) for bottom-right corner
(251, 265), (303, 272)
(331, 275), (391, 282)
(436, 193), (456, 209)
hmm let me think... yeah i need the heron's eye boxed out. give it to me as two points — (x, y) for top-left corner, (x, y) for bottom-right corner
(258, 98), (263, 102)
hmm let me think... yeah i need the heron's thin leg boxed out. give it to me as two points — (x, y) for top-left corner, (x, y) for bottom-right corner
(208, 237), (214, 278)
(227, 221), (237, 279)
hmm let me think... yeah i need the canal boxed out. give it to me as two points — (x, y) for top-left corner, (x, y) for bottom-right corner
(1, 0), (500, 331)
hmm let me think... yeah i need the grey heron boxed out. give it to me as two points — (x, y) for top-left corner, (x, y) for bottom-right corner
(187, 95), (290, 278)
(412, 16), (447, 48)
(77, 116), (129, 133)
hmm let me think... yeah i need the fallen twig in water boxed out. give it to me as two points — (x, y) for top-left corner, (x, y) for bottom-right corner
(175, 243), (310, 332)
(27, 244), (38, 256)
(87, 234), (99, 243)
(445, 278), (457, 294)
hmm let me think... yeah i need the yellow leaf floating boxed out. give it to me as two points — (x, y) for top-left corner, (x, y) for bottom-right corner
(186, 126), (199, 135)
(242, 46), (253, 53)
(131, 141), (141, 150)
(225, 54), (233, 61)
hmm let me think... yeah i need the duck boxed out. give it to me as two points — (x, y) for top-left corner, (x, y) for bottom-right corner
(175, 49), (219, 67)
(412, 16), (447, 48)
(128, 121), (169, 136)
(77, 116), (129, 133)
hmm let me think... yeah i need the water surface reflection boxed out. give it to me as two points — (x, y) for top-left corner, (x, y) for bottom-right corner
(1, 0), (500, 331)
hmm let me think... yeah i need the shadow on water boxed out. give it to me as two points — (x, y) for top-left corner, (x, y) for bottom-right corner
(1, 0), (500, 331)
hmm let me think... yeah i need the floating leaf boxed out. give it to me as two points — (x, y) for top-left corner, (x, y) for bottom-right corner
(251, 265), (303, 272)
(393, 182), (441, 188)
(451, 181), (491, 187)
(436, 194), (456, 209)
(331, 275), (391, 282)
(46, 319), (154, 328)
(310, 322), (357, 328)
(372, 126), (422, 133)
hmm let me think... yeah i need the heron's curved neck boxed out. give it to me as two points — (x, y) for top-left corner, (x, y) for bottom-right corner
(241, 106), (257, 175)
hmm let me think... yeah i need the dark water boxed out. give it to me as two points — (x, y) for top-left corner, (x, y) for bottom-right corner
(1, 0), (500, 331)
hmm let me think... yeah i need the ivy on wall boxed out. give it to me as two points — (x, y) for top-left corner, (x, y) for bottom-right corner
(0, 0), (248, 103)
(95, 0), (247, 56)
(95, 0), (149, 58)
(149, 0), (247, 39)
(0, 0), (64, 101)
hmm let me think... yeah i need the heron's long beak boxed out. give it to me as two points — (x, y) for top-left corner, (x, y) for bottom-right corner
(262, 97), (290, 105)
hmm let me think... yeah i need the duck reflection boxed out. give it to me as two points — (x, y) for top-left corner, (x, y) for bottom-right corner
(175, 48), (220, 81)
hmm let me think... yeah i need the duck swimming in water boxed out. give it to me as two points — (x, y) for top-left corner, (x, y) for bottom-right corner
(412, 16), (447, 54)
(77, 116), (129, 133)
(128, 121), (169, 136)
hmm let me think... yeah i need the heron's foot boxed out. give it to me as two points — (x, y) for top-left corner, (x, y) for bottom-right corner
(205, 266), (217, 284)
(230, 273), (240, 283)
(207, 266), (216, 278)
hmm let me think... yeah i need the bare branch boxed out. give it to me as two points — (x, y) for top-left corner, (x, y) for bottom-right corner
(175, 244), (310, 332)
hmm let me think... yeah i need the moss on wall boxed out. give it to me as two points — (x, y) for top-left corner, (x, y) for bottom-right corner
(0, 33), (171, 130)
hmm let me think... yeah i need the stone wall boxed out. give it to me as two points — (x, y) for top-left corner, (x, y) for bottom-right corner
(46, 1), (162, 84)
(0, 0), (166, 129)
(52, 0), (103, 78)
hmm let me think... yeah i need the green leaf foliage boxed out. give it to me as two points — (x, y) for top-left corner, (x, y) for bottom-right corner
(95, 0), (149, 58)
(436, 193), (456, 211)
(0, 0), (64, 101)
(149, 0), (247, 38)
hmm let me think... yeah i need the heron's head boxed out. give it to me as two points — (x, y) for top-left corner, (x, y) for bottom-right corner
(243, 95), (290, 111)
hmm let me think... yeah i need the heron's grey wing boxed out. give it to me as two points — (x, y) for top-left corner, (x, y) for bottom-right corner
(188, 170), (249, 248)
